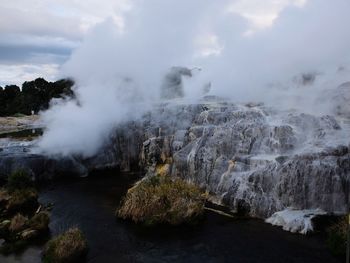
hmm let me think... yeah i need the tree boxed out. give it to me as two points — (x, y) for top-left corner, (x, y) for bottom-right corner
(0, 86), (4, 115)
(51, 79), (74, 98)
(2, 85), (21, 115)
(0, 78), (75, 116)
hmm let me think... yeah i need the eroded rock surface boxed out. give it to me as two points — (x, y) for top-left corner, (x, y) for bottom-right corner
(139, 97), (350, 218)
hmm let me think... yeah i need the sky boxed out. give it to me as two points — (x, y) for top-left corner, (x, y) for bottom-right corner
(0, 0), (131, 86)
(0, 0), (307, 87)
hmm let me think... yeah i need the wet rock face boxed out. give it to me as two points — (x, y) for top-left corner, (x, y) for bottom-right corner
(84, 122), (146, 172)
(0, 152), (88, 181)
(0, 123), (145, 180)
(139, 99), (350, 218)
(222, 148), (350, 218)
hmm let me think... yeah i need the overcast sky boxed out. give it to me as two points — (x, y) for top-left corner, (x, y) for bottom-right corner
(0, 0), (306, 87)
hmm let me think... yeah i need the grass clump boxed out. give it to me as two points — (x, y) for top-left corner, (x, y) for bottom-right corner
(327, 216), (348, 256)
(6, 188), (38, 215)
(42, 227), (88, 263)
(0, 170), (38, 216)
(117, 174), (207, 225)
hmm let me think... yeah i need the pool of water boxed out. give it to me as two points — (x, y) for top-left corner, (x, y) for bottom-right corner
(0, 172), (341, 263)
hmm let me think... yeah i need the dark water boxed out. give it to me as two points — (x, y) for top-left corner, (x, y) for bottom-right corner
(0, 172), (341, 263)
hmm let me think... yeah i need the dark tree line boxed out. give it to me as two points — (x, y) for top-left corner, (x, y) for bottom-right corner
(0, 78), (74, 116)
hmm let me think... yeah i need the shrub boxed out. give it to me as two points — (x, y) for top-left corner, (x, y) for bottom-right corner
(6, 189), (38, 215)
(7, 170), (34, 192)
(327, 216), (348, 256)
(9, 213), (28, 233)
(117, 174), (207, 225)
(42, 227), (88, 263)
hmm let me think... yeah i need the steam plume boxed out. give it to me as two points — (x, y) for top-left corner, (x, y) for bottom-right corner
(38, 0), (350, 157)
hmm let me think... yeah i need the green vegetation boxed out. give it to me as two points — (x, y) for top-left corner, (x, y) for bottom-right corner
(5, 188), (38, 215)
(0, 170), (50, 254)
(1, 170), (38, 216)
(12, 113), (27, 117)
(42, 227), (88, 263)
(327, 216), (348, 256)
(117, 174), (207, 225)
(0, 78), (74, 116)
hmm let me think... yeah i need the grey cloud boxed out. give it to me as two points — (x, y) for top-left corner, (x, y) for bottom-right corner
(0, 0), (129, 86)
(0, 43), (72, 65)
(0, 2), (83, 81)
(0, 6), (84, 41)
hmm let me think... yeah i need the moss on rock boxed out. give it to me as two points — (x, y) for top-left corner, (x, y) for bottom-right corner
(117, 174), (207, 225)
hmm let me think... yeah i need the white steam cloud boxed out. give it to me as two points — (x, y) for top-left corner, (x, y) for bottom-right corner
(38, 0), (350, 157)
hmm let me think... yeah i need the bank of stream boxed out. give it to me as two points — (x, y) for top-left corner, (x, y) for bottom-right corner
(0, 170), (341, 263)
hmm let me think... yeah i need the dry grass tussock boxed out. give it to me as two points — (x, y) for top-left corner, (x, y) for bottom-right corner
(118, 174), (207, 225)
(43, 227), (87, 263)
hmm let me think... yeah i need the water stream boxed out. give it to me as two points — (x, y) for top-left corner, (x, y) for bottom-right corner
(0, 171), (341, 263)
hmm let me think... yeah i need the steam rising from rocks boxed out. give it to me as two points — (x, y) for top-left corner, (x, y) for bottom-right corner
(38, 0), (350, 157)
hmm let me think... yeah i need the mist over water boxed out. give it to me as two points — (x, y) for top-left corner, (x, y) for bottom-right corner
(38, 0), (350, 157)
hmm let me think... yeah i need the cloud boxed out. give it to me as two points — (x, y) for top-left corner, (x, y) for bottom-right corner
(0, 0), (130, 37)
(0, 64), (59, 87)
(0, 0), (131, 85)
(228, 0), (307, 35)
(0, 0), (314, 85)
